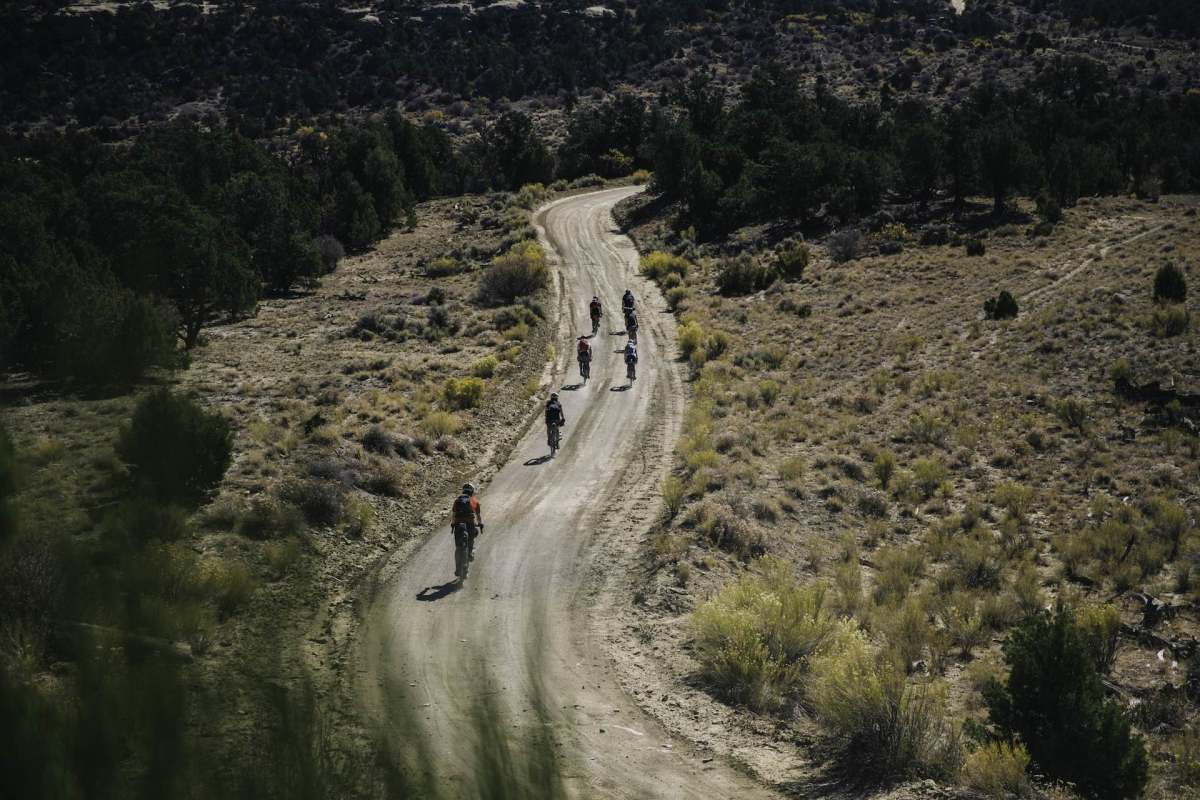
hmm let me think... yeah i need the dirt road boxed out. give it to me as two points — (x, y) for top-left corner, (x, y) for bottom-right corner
(359, 186), (772, 798)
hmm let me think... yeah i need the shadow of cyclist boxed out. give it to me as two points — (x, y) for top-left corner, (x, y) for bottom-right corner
(416, 581), (461, 602)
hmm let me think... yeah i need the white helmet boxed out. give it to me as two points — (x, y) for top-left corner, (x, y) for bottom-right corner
(462, 483), (475, 496)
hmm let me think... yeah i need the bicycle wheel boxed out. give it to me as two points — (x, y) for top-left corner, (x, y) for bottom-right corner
(453, 525), (469, 581)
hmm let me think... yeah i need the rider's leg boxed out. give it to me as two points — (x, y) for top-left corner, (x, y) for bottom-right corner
(466, 522), (478, 561)
(453, 526), (468, 578)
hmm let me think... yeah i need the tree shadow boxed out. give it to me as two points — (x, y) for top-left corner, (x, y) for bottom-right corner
(416, 582), (461, 602)
(524, 455), (553, 466)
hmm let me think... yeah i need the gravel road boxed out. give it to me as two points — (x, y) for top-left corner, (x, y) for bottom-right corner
(359, 186), (773, 799)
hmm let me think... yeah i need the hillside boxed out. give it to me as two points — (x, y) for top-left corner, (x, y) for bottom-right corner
(2, 0), (1198, 797)
(614, 189), (1199, 798)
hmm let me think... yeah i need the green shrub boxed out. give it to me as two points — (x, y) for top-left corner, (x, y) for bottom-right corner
(692, 557), (856, 711)
(443, 377), (485, 410)
(665, 286), (688, 310)
(662, 476), (684, 519)
(715, 254), (776, 296)
(873, 450), (897, 488)
(1076, 603), (1122, 674)
(678, 320), (705, 359)
(471, 356), (498, 379)
(1153, 262), (1187, 304)
(1053, 396), (1090, 432)
(808, 633), (961, 781)
(424, 256), (466, 277)
(779, 456), (805, 482)
(911, 458), (948, 500)
(909, 411), (949, 446)
(629, 169), (652, 185)
(874, 545), (927, 605)
(697, 504), (764, 559)
(1110, 358), (1132, 386)
(641, 251), (690, 287)
(994, 481), (1033, 521)
(960, 741), (1031, 798)
(237, 498), (305, 541)
(423, 411), (461, 437)
(1147, 495), (1191, 561)
(984, 291), (1019, 320)
(279, 479), (345, 528)
(202, 559), (256, 620)
(1150, 305), (1189, 337)
(264, 539), (302, 580)
(776, 242), (810, 281)
(514, 182), (548, 210)
(116, 390), (233, 506)
(478, 241), (547, 305)
(1036, 191), (1063, 224)
(984, 607), (1149, 800)
(827, 228), (861, 263)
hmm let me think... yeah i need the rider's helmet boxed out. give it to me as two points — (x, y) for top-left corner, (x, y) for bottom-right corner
(462, 482), (476, 496)
(550, 392), (559, 401)
(593, 295), (599, 301)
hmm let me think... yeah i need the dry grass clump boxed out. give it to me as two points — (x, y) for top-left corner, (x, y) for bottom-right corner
(641, 251), (691, 289)
(960, 741), (1032, 798)
(238, 497), (305, 541)
(471, 356), (498, 378)
(443, 377), (485, 410)
(478, 241), (547, 305)
(696, 503), (765, 559)
(807, 632), (961, 781)
(422, 412), (458, 438)
(692, 557), (857, 711)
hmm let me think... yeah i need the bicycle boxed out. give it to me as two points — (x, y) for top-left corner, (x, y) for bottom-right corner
(591, 314), (601, 336)
(579, 357), (590, 382)
(452, 523), (474, 583)
(547, 422), (561, 457)
(626, 360), (637, 381)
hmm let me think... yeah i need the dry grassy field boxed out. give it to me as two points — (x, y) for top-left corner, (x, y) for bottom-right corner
(616, 193), (1199, 798)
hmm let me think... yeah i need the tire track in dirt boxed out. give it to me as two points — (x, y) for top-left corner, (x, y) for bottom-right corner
(357, 187), (773, 798)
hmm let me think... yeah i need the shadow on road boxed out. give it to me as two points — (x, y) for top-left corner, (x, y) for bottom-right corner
(416, 582), (461, 602)
(523, 455), (553, 466)
(560, 383), (583, 391)
(609, 385), (631, 393)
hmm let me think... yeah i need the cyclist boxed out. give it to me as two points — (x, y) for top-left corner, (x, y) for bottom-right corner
(450, 483), (483, 583)
(622, 289), (635, 315)
(589, 296), (602, 334)
(576, 335), (592, 381)
(624, 309), (638, 342)
(624, 340), (638, 381)
(545, 392), (566, 454)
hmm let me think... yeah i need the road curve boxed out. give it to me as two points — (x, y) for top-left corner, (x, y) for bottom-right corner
(358, 186), (773, 798)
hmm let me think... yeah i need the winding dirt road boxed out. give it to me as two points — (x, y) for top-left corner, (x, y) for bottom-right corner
(359, 187), (772, 798)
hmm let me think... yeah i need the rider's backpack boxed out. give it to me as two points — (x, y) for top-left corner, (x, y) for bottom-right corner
(452, 494), (473, 519)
